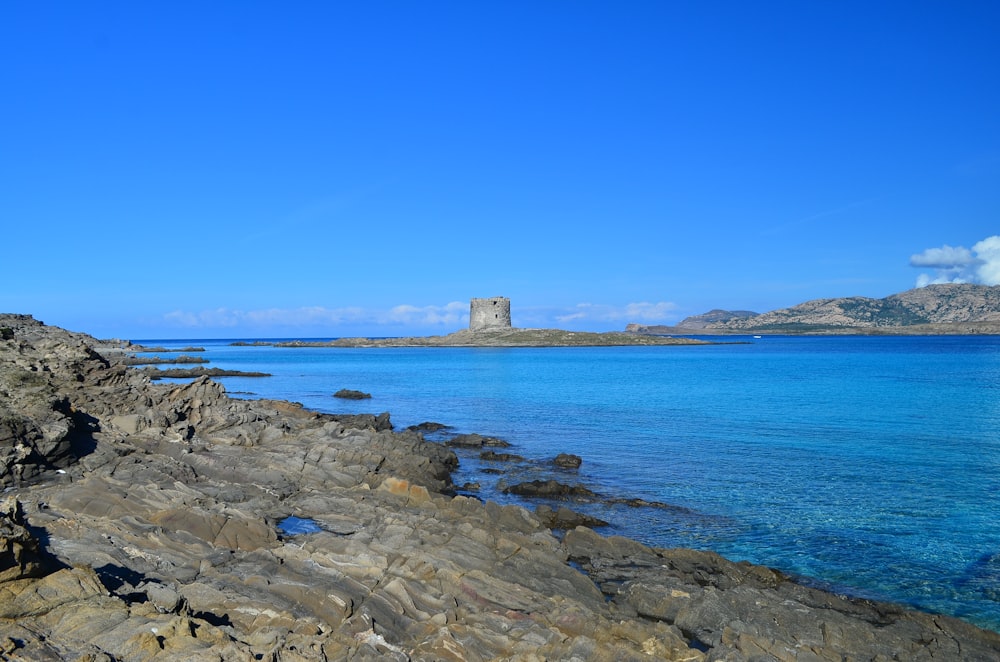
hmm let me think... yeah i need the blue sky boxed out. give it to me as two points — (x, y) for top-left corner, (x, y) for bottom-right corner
(3, 2), (998, 339)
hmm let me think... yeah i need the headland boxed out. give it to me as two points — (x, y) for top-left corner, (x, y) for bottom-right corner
(628, 283), (1000, 336)
(2, 312), (999, 660)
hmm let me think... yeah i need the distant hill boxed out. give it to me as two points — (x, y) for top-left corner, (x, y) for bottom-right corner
(627, 284), (1000, 335)
(673, 309), (759, 330)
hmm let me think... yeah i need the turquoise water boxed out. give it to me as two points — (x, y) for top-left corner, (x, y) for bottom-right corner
(138, 335), (1000, 631)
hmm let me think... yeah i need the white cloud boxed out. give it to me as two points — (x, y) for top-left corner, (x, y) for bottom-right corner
(911, 235), (1000, 287)
(972, 236), (1000, 285)
(909, 244), (977, 268)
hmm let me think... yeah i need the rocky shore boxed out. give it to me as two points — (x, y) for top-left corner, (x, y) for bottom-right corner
(3, 313), (1000, 660)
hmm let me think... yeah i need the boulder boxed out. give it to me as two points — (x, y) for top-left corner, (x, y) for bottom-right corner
(553, 452), (582, 468)
(333, 389), (372, 400)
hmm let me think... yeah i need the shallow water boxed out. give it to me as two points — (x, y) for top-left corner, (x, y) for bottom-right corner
(276, 516), (323, 536)
(139, 335), (1000, 631)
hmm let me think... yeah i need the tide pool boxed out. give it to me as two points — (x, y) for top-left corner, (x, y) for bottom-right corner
(138, 335), (1000, 631)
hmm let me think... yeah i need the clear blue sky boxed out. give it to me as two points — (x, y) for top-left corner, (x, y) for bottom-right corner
(3, 1), (998, 339)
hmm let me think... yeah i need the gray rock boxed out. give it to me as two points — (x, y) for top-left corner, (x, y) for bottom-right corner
(445, 432), (511, 448)
(564, 526), (1000, 661)
(553, 452), (582, 468)
(502, 478), (597, 498)
(535, 504), (608, 529)
(479, 449), (523, 462)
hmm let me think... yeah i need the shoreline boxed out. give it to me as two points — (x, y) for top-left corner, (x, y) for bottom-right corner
(3, 313), (1000, 659)
(627, 321), (1000, 336)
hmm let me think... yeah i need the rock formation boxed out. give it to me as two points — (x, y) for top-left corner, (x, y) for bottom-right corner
(2, 313), (1000, 660)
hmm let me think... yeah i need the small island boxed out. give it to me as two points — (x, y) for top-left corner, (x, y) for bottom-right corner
(273, 327), (711, 348)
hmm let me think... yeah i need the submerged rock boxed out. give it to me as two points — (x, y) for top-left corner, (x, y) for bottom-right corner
(407, 421), (451, 433)
(445, 432), (511, 448)
(553, 452), (583, 468)
(535, 504), (609, 530)
(479, 449), (524, 462)
(502, 478), (597, 498)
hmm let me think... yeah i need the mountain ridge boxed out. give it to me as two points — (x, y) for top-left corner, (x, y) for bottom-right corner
(628, 283), (1000, 335)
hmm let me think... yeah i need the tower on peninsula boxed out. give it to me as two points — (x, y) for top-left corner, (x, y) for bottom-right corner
(469, 297), (512, 331)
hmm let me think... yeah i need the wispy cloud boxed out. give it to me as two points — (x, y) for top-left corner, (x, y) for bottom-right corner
(161, 300), (679, 334)
(910, 235), (1000, 286)
(553, 301), (677, 324)
(763, 198), (880, 235)
(381, 302), (466, 325)
(163, 302), (467, 330)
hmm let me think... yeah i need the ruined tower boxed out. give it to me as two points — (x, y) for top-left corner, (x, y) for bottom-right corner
(469, 297), (512, 331)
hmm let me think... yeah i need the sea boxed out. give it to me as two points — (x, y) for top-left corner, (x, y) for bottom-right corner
(136, 334), (1000, 633)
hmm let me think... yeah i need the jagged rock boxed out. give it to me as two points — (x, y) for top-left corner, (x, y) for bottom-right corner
(328, 411), (393, 432)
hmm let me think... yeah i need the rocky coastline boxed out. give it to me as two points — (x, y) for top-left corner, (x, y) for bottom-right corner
(3, 313), (1000, 660)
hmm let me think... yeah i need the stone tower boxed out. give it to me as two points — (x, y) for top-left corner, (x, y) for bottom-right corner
(469, 297), (512, 331)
